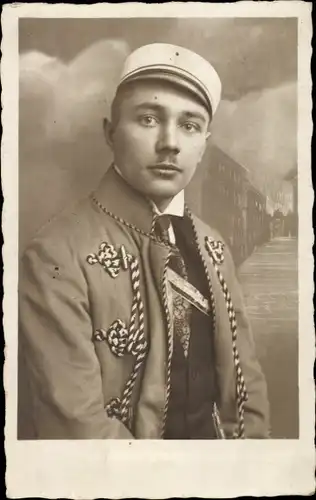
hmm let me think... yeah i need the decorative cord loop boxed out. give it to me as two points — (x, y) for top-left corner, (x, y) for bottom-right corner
(205, 237), (225, 265)
(160, 251), (173, 437)
(94, 319), (129, 357)
(204, 235), (248, 439)
(105, 397), (122, 419)
(87, 242), (129, 278)
(88, 198), (248, 438)
(89, 242), (147, 427)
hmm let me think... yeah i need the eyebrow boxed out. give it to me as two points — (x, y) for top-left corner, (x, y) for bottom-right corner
(134, 102), (207, 123)
(182, 110), (207, 123)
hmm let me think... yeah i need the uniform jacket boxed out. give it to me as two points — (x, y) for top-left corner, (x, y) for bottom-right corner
(19, 166), (270, 439)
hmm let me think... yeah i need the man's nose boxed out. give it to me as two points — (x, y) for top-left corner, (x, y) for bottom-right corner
(156, 123), (180, 155)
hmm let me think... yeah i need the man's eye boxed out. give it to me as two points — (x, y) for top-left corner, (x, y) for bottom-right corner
(138, 115), (158, 127)
(182, 122), (201, 133)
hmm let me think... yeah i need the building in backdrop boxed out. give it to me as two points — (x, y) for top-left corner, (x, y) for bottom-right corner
(246, 179), (268, 256)
(201, 144), (269, 266)
(284, 167), (298, 237)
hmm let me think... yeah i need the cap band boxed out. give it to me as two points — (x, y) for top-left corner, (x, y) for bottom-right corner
(119, 68), (212, 116)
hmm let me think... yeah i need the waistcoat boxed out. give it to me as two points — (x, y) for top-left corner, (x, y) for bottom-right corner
(164, 216), (217, 439)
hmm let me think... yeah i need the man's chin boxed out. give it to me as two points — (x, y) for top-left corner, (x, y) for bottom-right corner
(146, 179), (184, 197)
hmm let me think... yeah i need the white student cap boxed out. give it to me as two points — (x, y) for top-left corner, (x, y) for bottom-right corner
(117, 43), (222, 117)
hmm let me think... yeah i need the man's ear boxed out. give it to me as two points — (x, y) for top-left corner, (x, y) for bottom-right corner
(206, 129), (212, 141)
(198, 129), (211, 164)
(103, 118), (114, 150)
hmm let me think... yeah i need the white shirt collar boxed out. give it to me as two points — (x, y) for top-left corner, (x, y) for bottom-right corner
(150, 191), (184, 218)
(113, 163), (185, 218)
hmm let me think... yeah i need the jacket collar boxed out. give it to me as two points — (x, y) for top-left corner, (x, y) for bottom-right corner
(92, 165), (158, 234)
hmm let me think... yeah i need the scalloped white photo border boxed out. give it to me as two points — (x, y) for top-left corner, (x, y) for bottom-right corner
(2, 2), (314, 498)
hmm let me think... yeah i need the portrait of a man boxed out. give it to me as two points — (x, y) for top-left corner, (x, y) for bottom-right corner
(17, 17), (300, 442)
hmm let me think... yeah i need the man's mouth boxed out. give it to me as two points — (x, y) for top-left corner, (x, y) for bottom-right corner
(148, 163), (182, 173)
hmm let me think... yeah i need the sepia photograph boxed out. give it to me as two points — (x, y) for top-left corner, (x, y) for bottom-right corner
(2, 2), (314, 498)
(18, 14), (298, 442)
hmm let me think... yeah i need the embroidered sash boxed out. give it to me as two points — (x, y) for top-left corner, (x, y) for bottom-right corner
(167, 267), (211, 317)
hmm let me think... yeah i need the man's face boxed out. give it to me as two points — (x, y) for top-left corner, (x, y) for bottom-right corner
(105, 80), (211, 209)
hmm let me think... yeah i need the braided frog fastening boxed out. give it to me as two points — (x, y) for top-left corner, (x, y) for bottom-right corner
(205, 237), (225, 265)
(94, 318), (148, 359)
(87, 242), (129, 278)
(94, 319), (129, 357)
(89, 241), (147, 428)
(105, 397), (122, 419)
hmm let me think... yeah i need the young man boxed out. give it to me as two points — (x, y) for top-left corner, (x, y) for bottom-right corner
(19, 43), (270, 439)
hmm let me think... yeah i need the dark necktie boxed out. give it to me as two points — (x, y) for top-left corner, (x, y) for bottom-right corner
(155, 215), (192, 356)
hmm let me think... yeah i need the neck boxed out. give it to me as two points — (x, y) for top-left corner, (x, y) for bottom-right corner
(151, 196), (174, 213)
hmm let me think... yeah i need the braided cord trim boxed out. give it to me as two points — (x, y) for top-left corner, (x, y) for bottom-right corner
(185, 209), (226, 439)
(160, 251), (173, 438)
(93, 248), (147, 428)
(150, 212), (160, 237)
(119, 255), (147, 424)
(204, 234), (248, 439)
(91, 195), (173, 249)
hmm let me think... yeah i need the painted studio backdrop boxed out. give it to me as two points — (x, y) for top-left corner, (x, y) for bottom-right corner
(19, 18), (298, 439)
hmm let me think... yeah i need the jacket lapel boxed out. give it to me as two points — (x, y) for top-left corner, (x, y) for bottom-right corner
(190, 216), (238, 429)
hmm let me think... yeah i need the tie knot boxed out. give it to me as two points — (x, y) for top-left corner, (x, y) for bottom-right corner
(154, 214), (171, 244)
(158, 214), (171, 231)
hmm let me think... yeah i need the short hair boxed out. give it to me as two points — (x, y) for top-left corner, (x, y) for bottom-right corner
(110, 79), (212, 129)
(110, 81), (139, 128)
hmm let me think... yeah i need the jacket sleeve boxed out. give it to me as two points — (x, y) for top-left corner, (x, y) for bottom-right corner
(19, 236), (134, 440)
(224, 246), (271, 438)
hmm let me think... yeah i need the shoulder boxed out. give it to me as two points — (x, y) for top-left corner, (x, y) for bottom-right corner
(190, 213), (230, 256)
(21, 195), (109, 267)
(191, 213), (224, 242)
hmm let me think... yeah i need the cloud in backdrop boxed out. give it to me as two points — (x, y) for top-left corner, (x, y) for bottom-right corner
(212, 82), (297, 209)
(20, 17), (297, 100)
(19, 40), (130, 251)
(19, 21), (297, 250)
